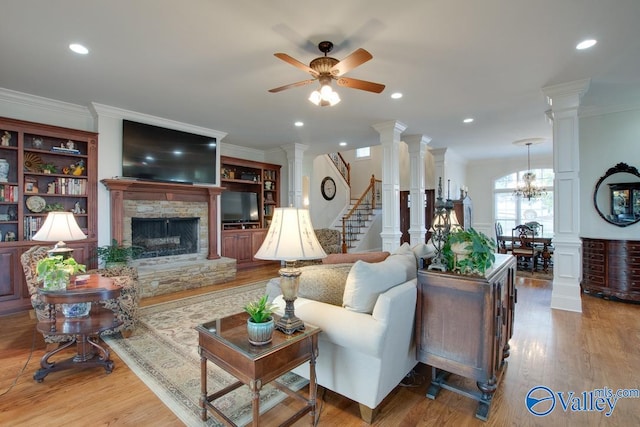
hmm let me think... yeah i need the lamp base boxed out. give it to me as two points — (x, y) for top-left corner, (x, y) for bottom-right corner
(275, 298), (305, 334)
(276, 264), (305, 335)
(47, 241), (74, 259)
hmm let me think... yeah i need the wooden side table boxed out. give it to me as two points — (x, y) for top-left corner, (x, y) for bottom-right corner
(415, 254), (517, 421)
(196, 312), (320, 426)
(33, 274), (122, 382)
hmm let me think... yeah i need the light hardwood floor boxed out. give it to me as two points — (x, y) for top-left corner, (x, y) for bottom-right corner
(1, 266), (639, 426)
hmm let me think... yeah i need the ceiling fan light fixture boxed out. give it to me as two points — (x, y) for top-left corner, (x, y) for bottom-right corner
(309, 90), (322, 105)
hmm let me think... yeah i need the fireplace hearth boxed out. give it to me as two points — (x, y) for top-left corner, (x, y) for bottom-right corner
(132, 217), (199, 258)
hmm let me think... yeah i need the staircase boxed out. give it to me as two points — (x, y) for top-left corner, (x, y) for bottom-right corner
(327, 153), (382, 252)
(338, 198), (380, 251)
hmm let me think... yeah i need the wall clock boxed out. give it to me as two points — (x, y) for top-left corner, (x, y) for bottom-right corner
(321, 176), (336, 200)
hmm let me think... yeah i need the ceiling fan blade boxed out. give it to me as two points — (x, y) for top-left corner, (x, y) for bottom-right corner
(268, 79), (316, 93)
(336, 77), (385, 93)
(274, 53), (319, 77)
(330, 48), (373, 76)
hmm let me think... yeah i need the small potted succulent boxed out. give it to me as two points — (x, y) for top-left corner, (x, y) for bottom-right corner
(96, 239), (142, 267)
(443, 228), (497, 276)
(244, 294), (276, 345)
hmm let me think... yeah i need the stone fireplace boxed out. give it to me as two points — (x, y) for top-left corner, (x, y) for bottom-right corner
(132, 217), (199, 258)
(101, 179), (236, 298)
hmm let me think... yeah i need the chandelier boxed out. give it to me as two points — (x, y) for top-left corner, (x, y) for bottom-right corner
(513, 141), (546, 201)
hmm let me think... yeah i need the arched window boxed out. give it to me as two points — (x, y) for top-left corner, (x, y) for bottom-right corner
(494, 168), (554, 236)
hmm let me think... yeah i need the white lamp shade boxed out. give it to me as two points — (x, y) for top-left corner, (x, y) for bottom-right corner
(254, 207), (327, 261)
(32, 212), (87, 242)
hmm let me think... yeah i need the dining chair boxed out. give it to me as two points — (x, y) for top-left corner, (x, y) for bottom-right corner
(511, 225), (540, 273)
(494, 222), (511, 254)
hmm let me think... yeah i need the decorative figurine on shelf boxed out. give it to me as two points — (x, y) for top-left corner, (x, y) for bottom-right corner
(1, 131), (11, 146)
(66, 159), (85, 176)
(5, 231), (16, 242)
(71, 202), (85, 214)
(65, 140), (75, 150)
(47, 182), (56, 194)
(31, 137), (44, 149)
(7, 206), (17, 221)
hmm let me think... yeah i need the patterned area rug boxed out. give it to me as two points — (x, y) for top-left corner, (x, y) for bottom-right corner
(104, 281), (307, 427)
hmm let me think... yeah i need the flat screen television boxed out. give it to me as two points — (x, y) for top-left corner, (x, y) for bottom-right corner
(122, 120), (217, 185)
(221, 191), (260, 223)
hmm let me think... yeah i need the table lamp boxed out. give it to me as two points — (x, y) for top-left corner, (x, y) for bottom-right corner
(32, 211), (87, 258)
(254, 207), (327, 334)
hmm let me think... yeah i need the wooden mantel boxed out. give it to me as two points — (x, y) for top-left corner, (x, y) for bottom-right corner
(101, 179), (224, 260)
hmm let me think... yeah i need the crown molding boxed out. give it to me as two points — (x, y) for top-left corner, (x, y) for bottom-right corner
(0, 88), (93, 124)
(90, 102), (227, 140)
(579, 101), (640, 118)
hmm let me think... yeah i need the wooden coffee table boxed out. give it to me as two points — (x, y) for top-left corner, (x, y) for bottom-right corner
(196, 312), (320, 426)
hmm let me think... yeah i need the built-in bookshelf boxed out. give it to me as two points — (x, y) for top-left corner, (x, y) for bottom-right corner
(0, 117), (98, 315)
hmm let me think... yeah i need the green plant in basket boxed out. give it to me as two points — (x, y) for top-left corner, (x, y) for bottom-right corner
(96, 239), (142, 266)
(244, 294), (276, 323)
(443, 227), (496, 276)
(36, 255), (86, 290)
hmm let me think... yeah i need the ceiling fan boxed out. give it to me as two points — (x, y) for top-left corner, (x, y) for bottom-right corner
(268, 41), (385, 106)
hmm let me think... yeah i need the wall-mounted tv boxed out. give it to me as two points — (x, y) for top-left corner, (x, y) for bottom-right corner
(122, 120), (217, 185)
(221, 191), (259, 223)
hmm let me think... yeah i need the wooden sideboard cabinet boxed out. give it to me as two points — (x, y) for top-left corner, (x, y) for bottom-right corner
(416, 254), (516, 421)
(582, 237), (640, 302)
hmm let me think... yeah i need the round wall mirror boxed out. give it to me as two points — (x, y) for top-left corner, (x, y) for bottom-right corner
(593, 162), (640, 227)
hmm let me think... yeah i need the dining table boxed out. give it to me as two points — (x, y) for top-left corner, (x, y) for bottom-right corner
(497, 234), (553, 273)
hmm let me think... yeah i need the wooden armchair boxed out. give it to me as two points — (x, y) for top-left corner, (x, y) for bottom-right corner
(511, 225), (540, 273)
(494, 222), (512, 254)
(20, 246), (140, 345)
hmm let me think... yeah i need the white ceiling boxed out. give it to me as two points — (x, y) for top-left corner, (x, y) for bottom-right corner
(2, 0), (639, 160)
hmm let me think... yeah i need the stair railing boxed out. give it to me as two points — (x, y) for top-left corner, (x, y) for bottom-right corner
(340, 175), (382, 252)
(328, 152), (350, 185)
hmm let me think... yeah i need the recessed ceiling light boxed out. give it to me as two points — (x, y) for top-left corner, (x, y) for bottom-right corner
(69, 43), (89, 55)
(391, 92), (403, 99)
(576, 39), (597, 50)
(294, 121), (304, 127)
(463, 118), (474, 124)
(339, 141), (347, 146)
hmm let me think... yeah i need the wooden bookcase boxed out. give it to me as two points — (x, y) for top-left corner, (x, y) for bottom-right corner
(219, 156), (281, 268)
(0, 117), (98, 315)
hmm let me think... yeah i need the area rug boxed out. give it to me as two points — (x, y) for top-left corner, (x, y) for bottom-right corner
(103, 281), (307, 427)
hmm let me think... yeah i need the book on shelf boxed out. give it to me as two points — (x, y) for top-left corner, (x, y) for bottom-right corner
(0, 185), (19, 202)
(23, 216), (44, 240)
(51, 146), (81, 155)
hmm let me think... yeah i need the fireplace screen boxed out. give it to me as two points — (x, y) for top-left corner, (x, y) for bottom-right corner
(132, 217), (199, 258)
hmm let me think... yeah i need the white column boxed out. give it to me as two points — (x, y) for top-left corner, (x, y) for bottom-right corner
(542, 78), (590, 313)
(372, 120), (407, 252)
(281, 143), (309, 208)
(404, 134), (431, 246)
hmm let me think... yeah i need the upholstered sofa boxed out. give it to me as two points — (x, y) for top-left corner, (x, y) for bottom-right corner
(267, 243), (434, 423)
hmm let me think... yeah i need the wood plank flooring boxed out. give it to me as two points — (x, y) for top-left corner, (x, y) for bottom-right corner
(1, 266), (639, 426)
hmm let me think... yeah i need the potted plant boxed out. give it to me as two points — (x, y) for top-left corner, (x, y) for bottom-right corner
(36, 255), (86, 290)
(41, 163), (57, 174)
(443, 228), (497, 276)
(96, 239), (142, 267)
(244, 294), (276, 345)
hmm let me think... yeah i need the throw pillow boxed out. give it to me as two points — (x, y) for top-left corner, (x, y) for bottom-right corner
(391, 243), (418, 280)
(296, 263), (353, 306)
(342, 256), (409, 314)
(322, 251), (390, 265)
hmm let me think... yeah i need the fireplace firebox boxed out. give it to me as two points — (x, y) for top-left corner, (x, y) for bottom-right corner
(132, 217), (199, 258)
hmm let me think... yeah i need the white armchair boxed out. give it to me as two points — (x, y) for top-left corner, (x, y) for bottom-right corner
(272, 278), (417, 423)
